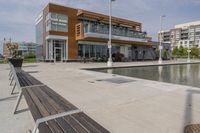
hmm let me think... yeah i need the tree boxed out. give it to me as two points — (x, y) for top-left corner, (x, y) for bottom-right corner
(178, 46), (187, 57)
(172, 47), (179, 57)
(191, 47), (200, 58)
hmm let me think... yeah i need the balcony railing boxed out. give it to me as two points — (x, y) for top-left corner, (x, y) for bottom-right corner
(84, 23), (147, 40)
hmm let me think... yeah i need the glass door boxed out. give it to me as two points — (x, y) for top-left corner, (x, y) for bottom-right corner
(55, 48), (62, 62)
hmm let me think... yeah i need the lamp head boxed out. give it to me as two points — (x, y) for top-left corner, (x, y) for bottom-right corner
(161, 15), (166, 18)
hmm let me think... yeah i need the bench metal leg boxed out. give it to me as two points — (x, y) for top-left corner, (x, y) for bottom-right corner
(13, 90), (22, 114)
(9, 73), (13, 80)
(10, 76), (14, 86)
(11, 83), (16, 95)
(32, 109), (81, 133)
(8, 70), (11, 76)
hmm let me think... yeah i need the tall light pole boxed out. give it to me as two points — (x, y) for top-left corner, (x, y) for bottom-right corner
(107, 0), (115, 67)
(158, 15), (166, 64)
(187, 44), (191, 63)
(3, 38), (6, 57)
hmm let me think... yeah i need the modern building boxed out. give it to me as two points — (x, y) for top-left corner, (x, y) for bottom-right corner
(36, 3), (156, 62)
(158, 21), (200, 49)
(3, 42), (38, 58)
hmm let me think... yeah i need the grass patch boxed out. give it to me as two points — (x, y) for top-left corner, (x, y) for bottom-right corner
(23, 58), (36, 63)
(0, 59), (7, 64)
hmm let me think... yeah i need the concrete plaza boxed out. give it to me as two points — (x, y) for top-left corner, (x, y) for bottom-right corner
(1, 60), (200, 133)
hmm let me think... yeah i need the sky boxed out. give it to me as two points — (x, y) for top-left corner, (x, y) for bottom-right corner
(0, 0), (200, 54)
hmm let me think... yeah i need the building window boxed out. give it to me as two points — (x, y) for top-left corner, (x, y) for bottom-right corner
(184, 41), (187, 44)
(46, 13), (68, 32)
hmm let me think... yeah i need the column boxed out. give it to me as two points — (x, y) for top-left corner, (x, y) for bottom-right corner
(66, 40), (68, 60)
(51, 40), (53, 60)
(46, 40), (48, 60)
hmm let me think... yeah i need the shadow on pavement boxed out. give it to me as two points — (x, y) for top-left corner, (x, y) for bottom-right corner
(0, 95), (18, 102)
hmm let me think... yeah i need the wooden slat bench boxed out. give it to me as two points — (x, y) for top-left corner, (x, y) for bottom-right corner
(19, 86), (110, 133)
(10, 65), (44, 95)
(9, 64), (110, 133)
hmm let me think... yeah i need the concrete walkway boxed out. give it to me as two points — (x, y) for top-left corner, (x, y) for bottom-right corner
(1, 60), (200, 133)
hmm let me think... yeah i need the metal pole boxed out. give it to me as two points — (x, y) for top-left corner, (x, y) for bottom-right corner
(3, 38), (6, 57)
(158, 15), (165, 64)
(107, 0), (114, 67)
(187, 44), (191, 63)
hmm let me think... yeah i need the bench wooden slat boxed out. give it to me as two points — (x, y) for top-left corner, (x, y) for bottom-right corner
(22, 89), (52, 133)
(56, 118), (77, 133)
(77, 112), (110, 133)
(23, 89), (42, 120)
(16, 73), (28, 87)
(26, 88), (49, 117)
(31, 87), (84, 133)
(33, 87), (66, 114)
(31, 87), (60, 115)
(31, 87), (85, 133)
(42, 86), (77, 111)
(63, 115), (89, 133)
(13, 67), (110, 133)
(25, 88), (64, 133)
(72, 113), (105, 133)
(15, 68), (42, 87)
(46, 120), (64, 133)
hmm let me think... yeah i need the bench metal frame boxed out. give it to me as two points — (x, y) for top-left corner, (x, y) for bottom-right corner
(13, 85), (46, 114)
(9, 64), (44, 114)
(32, 109), (82, 133)
(8, 64), (103, 133)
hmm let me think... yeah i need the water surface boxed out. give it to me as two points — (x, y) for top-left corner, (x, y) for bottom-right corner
(97, 64), (200, 88)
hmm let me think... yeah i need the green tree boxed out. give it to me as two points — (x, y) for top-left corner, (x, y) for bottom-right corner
(191, 47), (199, 58)
(178, 46), (187, 57)
(172, 47), (179, 57)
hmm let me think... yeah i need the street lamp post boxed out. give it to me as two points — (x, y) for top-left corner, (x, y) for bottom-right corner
(107, 0), (115, 67)
(187, 45), (191, 63)
(158, 15), (166, 64)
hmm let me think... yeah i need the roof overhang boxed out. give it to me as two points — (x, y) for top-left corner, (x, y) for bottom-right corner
(77, 9), (141, 28)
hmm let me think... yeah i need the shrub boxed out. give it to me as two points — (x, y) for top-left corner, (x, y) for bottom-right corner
(24, 53), (36, 59)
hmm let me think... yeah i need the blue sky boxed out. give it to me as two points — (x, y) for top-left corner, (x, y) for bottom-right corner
(0, 0), (200, 54)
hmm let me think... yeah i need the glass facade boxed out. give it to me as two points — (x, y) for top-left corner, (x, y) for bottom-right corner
(78, 43), (156, 61)
(46, 13), (68, 32)
(79, 19), (147, 39)
(36, 19), (43, 45)
(46, 39), (67, 62)
(17, 42), (38, 55)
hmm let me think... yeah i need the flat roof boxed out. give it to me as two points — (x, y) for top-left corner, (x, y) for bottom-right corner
(175, 20), (200, 29)
(77, 9), (141, 27)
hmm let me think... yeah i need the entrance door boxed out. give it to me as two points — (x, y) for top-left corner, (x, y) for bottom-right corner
(54, 47), (62, 62)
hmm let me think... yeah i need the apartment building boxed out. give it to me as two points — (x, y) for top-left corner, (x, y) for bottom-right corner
(36, 3), (155, 62)
(158, 21), (200, 49)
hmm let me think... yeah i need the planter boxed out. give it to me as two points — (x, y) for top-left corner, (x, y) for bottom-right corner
(8, 58), (23, 67)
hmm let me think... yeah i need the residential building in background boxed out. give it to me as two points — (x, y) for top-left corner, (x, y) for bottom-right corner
(3, 42), (38, 58)
(36, 3), (157, 62)
(158, 21), (200, 49)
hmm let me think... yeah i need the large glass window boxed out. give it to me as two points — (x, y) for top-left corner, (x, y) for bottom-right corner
(46, 13), (68, 32)
(81, 20), (146, 39)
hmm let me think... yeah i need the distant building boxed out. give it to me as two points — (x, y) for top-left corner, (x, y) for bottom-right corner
(3, 42), (39, 58)
(158, 21), (200, 49)
(17, 42), (38, 55)
(151, 41), (171, 60)
(36, 3), (156, 62)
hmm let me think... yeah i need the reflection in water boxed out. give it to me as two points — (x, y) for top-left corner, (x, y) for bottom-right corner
(158, 66), (163, 81)
(99, 64), (200, 88)
(107, 69), (113, 74)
